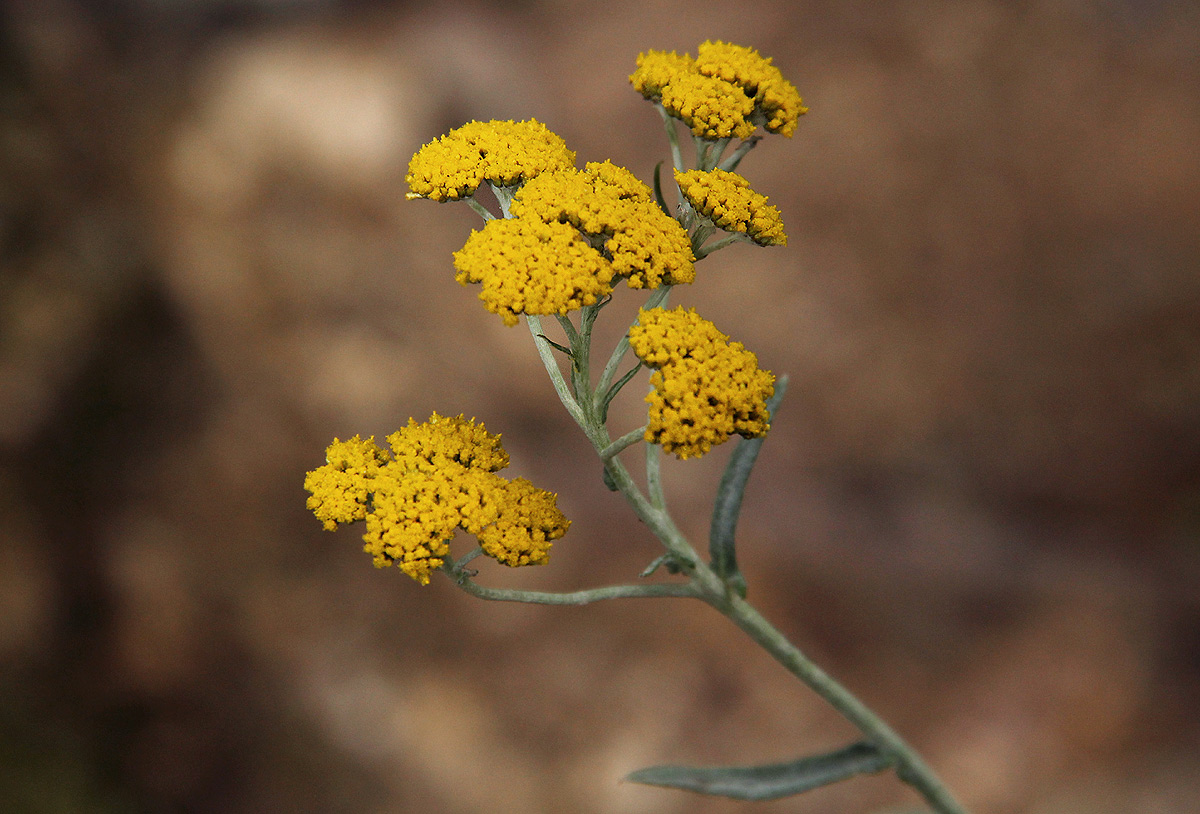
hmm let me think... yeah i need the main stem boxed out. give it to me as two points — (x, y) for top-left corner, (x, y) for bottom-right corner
(701, 587), (967, 813)
(524, 310), (966, 814)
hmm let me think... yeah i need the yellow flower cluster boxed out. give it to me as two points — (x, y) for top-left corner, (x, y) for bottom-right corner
(406, 119), (576, 201)
(628, 307), (774, 460)
(304, 414), (569, 584)
(693, 41), (808, 137)
(675, 169), (787, 246)
(511, 161), (696, 289)
(409, 120), (697, 325)
(448, 158), (695, 324)
(631, 41), (807, 139)
(453, 218), (616, 326)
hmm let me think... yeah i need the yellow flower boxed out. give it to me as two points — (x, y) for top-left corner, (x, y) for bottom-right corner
(510, 162), (696, 289)
(694, 40), (807, 137)
(628, 307), (775, 460)
(363, 472), (461, 583)
(629, 49), (694, 98)
(674, 169), (787, 246)
(405, 119), (576, 202)
(303, 435), (389, 530)
(660, 71), (756, 140)
(453, 217), (616, 326)
(304, 414), (570, 584)
(387, 411), (510, 473)
(471, 477), (569, 567)
(630, 42), (806, 140)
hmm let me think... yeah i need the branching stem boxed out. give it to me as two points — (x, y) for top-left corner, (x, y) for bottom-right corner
(448, 134), (968, 814)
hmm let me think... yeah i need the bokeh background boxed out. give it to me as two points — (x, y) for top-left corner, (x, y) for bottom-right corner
(2, 1), (1198, 812)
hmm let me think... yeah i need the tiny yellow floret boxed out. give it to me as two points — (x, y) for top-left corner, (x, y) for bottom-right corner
(628, 307), (775, 460)
(304, 415), (570, 584)
(675, 169), (787, 246)
(406, 119), (576, 202)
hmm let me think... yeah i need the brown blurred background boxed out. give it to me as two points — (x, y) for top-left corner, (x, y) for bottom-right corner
(1, 1), (1198, 812)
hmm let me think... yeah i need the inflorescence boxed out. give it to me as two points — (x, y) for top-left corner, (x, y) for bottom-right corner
(305, 414), (569, 584)
(629, 307), (775, 460)
(312, 40), (804, 578)
(675, 168), (787, 247)
(630, 40), (806, 139)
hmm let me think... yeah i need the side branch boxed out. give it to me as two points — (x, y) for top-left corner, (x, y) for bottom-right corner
(445, 567), (701, 605)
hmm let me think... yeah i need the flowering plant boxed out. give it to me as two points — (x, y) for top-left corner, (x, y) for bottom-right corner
(306, 40), (967, 812)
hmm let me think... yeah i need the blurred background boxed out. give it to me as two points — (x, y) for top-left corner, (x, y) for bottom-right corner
(1, 0), (1198, 812)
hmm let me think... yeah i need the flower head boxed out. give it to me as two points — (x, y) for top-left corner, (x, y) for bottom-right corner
(471, 477), (568, 567)
(628, 307), (775, 460)
(631, 42), (806, 140)
(660, 71), (757, 140)
(453, 217), (616, 326)
(363, 473), (462, 583)
(511, 162), (695, 289)
(675, 169), (787, 246)
(406, 119), (576, 202)
(305, 414), (570, 584)
(304, 435), (390, 530)
(694, 41), (807, 137)
(629, 49), (694, 98)
(386, 412), (511, 473)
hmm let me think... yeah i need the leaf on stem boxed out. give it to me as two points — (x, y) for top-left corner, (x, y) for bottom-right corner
(639, 552), (692, 578)
(601, 464), (619, 492)
(708, 375), (788, 597)
(598, 362), (643, 422)
(580, 295), (611, 336)
(625, 740), (894, 801)
(652, 161), (672, 217)
(537, 334), (574, 359)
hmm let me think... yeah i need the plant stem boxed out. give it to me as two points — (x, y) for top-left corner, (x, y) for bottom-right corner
(656, 103), (684, 171)
(717, 135), (761, 171)
(526, 315), (587, 427)
(601, 426), (647, 461)
(695, 232), (750, 259)
(698, 587), (968, 814)
(525, 292), (967, 814)
(446, 566), (699, 605)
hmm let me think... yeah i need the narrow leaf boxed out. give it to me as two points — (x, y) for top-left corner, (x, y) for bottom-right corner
(709, 375), (788, 596)
(626, 740), (894, 801)
(652, 161), (672, 217)
(537, 335), (573, 358)
(598, 362), (643, 422)
(601, 465), (618, 492)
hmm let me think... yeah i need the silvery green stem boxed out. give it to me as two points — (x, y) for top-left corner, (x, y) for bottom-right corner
(655, 103), (685, 172)
(696, 233), (752, 259)
(466, 197), (494, 221)
(524, 290), (966, 814)
(717, 136), (761, 172)
(526, 315), (587, 428)
(601, 426), (647, 461)
(596, 285), (671, 399)
(446, 565), (699, 605)
(706, 591), (968, 814)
